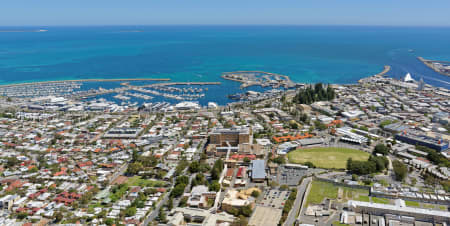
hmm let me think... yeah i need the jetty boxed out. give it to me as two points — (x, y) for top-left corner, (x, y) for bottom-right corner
(418, 57), (450, 76)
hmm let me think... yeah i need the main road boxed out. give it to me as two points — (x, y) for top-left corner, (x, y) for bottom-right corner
(284, 177), (312, 226)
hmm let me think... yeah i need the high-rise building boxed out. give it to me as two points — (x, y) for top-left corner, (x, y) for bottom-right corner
(417, 77), (425, 91)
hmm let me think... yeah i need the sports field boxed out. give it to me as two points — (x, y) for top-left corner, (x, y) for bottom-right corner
(287, 147), (369, 169)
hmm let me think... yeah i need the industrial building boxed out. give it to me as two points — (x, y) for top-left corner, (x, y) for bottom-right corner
(347, 200), (450, 224)
(249, 160), (266, 182)
(395, 133), (449, 152)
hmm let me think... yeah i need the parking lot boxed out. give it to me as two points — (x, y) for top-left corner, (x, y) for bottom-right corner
(276, 165), (323, 186)
(259, 189), (290, 210)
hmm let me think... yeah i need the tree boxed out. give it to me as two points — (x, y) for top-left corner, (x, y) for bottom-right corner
(158, 209), (167, 223)
(167, 197), (174, 210)
(294, 83), (335, 105)
(280, 184), (289, 191)
(200, 153), (208, 161)
(290, 121), (299, 129)
(171, 183), (186, 198)
(179, 196), (188, 207)
(369, 155), (388, 172)
(346, 158), (353, 170)
(80, 192), (93, 205)
(374, 144), (389, 155)
(304, 161), (316, 168)
(105, 218), (114, 226)
(240, 205), (253, 217)
(226, 207), (239, 216)
(209, 181), (221, 192)
(273, 156), (285, 164)
(6, 157), (19, 168)
(314, 120), (327, 131)
(392, 160), (407, 181)
(29, 166), (38, 173)
(132, 149), (139, 162)
(211, 167), (221, 181)
(189, 161), (200, 173)
(232, 215), (248, 226)
(176, 175), (189, 185)
(191, 173), (206, 188)
(54, 211), (63, 222)
(17, 212), (28, 220)
(126, 162), (143, 175)
(251, 190), (260, 198)
(125, 206), (137, 217)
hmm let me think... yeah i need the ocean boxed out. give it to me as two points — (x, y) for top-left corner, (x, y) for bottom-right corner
(0, 25), (449, 89)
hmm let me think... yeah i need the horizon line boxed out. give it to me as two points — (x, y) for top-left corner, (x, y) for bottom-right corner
(1, 24), (450, 28)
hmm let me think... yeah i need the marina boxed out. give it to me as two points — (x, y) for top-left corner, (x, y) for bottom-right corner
(0, 79), (226, 106)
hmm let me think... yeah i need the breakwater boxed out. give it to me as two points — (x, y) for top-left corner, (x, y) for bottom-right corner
(418, 57), (450, 77)
(0, 78), (171, 88)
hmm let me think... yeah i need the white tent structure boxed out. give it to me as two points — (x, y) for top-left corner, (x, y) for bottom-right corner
(403, 73), (415, 82)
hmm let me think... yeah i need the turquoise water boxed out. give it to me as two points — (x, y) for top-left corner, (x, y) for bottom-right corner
(0, 25), (449, 89)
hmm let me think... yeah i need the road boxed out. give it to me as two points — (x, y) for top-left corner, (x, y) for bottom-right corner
(109, 163), (128, 184)
(284, 177), (312, 226)
(143, 166), (193, 225)
(143, 190), (171, 226)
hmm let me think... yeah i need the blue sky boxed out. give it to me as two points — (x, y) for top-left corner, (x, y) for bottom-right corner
(2, 0), (450, 26)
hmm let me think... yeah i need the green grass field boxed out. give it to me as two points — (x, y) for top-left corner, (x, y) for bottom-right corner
(307, 180), (338, 205)
(405, 200), (420, 207)
(333, 221), (351, 226)
(372, 197), (390, 204)
(287, 147), (370, 169)
(306, 180), (369, 206)
(127, 176), (166, 187)
(356, 195), (370, 202)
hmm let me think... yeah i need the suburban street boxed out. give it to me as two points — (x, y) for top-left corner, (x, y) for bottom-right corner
(143, 190), (170, 226)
